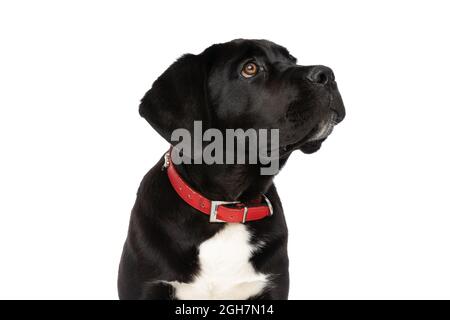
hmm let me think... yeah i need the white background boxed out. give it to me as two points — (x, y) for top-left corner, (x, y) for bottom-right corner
(1, 0), (449, 299)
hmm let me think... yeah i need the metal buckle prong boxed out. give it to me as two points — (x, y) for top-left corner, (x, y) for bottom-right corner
(210, 200), (239, 223)
(262, 194), (274, 216)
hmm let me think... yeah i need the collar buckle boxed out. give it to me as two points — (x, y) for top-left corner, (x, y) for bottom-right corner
(210, 200), (239, 223)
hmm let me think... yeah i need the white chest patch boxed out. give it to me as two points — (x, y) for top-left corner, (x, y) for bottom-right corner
(168, 223), (269, 300)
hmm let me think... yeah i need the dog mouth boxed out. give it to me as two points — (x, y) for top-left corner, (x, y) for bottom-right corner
(305, 112), (338, 142)
(282, 112), (338, 155)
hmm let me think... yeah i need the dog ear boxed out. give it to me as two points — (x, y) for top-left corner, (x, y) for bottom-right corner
(139, 54), (209, 143)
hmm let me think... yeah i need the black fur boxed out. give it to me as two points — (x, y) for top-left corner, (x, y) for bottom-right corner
(118, 39), (345, 300)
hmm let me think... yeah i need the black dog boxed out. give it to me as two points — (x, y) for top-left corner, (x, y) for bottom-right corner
(118, 39), (345, 300)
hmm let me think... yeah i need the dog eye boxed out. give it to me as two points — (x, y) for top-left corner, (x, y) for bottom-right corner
(241, 62), (259, 78)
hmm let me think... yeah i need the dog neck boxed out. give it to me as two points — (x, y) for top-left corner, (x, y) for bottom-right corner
(172, 160), (287, 202)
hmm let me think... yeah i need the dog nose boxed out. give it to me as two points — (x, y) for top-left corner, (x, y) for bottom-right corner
(306, 65), (334, 85)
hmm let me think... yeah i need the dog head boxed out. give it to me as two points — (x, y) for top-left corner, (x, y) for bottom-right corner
(139, 39), (345, 157)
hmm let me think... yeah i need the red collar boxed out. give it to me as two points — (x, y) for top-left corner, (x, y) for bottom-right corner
(163, 151), (273, 223)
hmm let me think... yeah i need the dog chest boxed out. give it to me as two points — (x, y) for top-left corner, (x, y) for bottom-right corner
(168, 223), (268, 300)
